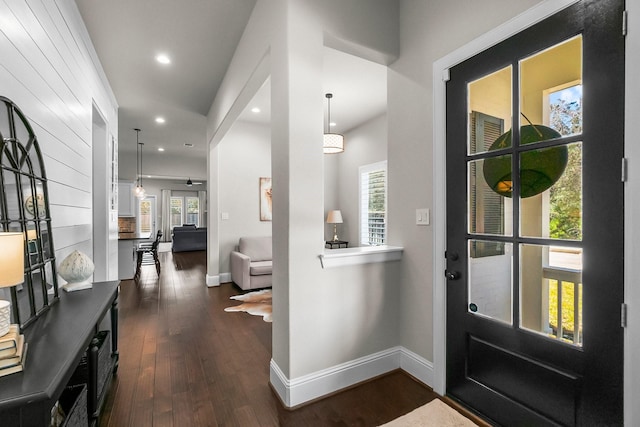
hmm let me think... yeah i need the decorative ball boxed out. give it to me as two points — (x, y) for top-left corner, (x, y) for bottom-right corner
(58, 250), (94, 291)
(483, 125), (568, 198)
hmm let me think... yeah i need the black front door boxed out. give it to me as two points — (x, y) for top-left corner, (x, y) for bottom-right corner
(445, 1), (625, 425)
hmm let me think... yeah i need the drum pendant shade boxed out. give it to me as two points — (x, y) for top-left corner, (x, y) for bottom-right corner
(483, 124), (567, 198)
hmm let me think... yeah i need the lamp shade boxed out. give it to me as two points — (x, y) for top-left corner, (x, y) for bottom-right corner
(0, 232), (25, 288)
(326, 210), (343, 224)
(323, 133), (344, 154)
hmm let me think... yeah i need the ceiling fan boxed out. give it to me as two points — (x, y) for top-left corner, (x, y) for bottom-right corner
(185, 177), (203, 187)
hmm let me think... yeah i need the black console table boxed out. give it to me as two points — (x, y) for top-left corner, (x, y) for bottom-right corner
(0, 281), (119, 426)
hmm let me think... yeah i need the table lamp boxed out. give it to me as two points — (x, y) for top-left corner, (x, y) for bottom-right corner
(0, 232), (24, 336)
(326, 210), (343, 242)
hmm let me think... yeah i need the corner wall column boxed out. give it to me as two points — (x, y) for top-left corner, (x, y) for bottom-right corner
(270, 0), (325, 386)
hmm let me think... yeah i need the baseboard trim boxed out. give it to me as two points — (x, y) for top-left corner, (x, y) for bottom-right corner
(206, 274), (220, 287)
(269, 346), (434, 408)
(219, 272), (231, 283)
(399, 346), (434, 387)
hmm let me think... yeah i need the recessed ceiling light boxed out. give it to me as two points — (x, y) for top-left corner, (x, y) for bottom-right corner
(158, 147), (165, 152)
(156, 54), (171, 65)
(184, 143), (193, 148)
(251, 107), (261, 113)
(330, 122), (337, 127)
(155, 117), (165, 124)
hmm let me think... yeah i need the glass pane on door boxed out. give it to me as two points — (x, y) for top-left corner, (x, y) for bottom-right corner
(467, 66), (512, 155)
(519, 36), (582, 134)
(468, 240), (513, 324)
(520, 142), (582, 239)
(468, 157), (512, 237)
(520, 244), (583, 346)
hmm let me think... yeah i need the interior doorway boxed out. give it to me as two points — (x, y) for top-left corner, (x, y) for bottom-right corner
(91, 103), (117, 281)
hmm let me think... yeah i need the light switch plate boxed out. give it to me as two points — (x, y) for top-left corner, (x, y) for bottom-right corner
(416, 208), (430, 226)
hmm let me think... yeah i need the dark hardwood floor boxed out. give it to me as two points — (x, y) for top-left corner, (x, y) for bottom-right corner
(98, 250), (446, 426)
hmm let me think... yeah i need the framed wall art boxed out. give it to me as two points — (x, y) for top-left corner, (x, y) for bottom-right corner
(259, 177), (272, 221)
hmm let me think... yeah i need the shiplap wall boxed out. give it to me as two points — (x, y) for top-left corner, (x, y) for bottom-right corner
(0, 0), (118, 276)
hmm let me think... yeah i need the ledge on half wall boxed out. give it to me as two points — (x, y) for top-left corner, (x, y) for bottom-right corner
(319, 245), (403, 269)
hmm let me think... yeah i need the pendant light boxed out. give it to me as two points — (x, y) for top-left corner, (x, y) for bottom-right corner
(323, 93), (344, 154)
(134, 128), (146, 199)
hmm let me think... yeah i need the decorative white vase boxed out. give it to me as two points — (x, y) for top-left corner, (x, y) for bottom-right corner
(58, 250), (94, 292)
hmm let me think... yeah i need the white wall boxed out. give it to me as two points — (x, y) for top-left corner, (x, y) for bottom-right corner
(333, 114), (387, 245)
(388, 0), (541, 367)
(218, 120), (272, 274)
(0, 0), (118, 269)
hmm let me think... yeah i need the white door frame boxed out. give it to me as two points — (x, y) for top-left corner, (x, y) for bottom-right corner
(430, 0), (580, 399)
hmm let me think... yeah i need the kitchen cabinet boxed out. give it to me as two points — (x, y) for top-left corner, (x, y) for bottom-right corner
(117, 182), (135, 217)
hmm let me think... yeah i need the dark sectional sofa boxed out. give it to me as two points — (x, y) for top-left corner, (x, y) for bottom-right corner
(172, 225), (207, 252)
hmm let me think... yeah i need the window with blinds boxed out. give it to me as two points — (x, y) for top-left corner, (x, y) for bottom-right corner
(470, 111), (505, 257)
(360, 161), (387, 246)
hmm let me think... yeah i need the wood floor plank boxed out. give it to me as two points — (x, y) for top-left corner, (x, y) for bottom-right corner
(99, 250), (448, 427)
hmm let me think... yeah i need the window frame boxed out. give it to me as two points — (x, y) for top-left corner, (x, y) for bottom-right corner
(359, 160), (387, 246)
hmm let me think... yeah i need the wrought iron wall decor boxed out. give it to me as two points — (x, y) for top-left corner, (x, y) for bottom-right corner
(0, 96), (59, 329)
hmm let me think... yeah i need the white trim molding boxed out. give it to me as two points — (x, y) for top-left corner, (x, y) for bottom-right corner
(206, 274), (220, 287)
(399, 347), (434, 387)
(431, 0), (580, 398)
(269, 346), (433, 408)
(219, 272), (232, 284)
(319, 245), (403, 269)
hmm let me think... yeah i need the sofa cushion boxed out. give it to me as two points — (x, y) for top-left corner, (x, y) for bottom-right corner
(173, 225), (197, 233)
(239, 236), (272, 262)
(249, 261), (272, 276)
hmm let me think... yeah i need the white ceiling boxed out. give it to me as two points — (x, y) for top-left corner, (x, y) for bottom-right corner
(237, 47), (387, 134)
(75, 0), (387, 173)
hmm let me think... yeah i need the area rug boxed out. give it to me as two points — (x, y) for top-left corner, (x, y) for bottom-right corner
(224, 289), (272, 322)
(379, 399), (478, 427)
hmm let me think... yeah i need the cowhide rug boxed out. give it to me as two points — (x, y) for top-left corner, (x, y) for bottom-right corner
(224, 289), (272, 322)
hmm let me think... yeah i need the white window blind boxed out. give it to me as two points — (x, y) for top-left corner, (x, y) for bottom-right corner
(359, 161), (387, 246)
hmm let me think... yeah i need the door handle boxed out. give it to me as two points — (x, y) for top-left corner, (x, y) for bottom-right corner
(445, 270), (461, 280)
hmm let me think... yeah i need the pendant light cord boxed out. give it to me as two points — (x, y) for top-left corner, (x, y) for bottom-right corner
(134, 128), (142, 188)
(326, 93), (333, 134)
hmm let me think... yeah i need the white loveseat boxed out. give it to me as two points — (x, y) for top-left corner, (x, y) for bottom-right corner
(230, 236), (272, 290)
